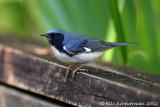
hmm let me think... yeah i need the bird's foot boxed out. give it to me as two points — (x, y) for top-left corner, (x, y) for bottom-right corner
(65, 62), (89, 82)
(65, 64), (78, 82)
(71, 68), (88, 79)
(76, 68), (88, 72)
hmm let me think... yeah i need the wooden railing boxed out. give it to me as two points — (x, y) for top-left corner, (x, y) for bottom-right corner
(0, 36), (160, 107)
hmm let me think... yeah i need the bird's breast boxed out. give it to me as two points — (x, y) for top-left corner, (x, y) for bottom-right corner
(51, 46), (103, 64)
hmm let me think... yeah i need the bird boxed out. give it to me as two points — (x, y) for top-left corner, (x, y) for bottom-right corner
(40, 29), (137, 81)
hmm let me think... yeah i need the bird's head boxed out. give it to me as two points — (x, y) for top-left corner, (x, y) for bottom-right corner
(40, 29), (65, 46)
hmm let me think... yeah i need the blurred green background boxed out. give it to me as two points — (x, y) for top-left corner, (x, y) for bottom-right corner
(0, 0), (160, 75)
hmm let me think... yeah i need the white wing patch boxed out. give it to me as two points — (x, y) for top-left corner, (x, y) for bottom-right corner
(63, 46), (69, 52)
(64, 45), (91, 53)
(84, 47), (91, 52)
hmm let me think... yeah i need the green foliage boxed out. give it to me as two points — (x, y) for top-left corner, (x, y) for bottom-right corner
(0, 0), (160, 75)
(108, 0), (127, 64)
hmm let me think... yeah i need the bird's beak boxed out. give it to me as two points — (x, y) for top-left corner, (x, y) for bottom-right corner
(40, 34), (49, 37)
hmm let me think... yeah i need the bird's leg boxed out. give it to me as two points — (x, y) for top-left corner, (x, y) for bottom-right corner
(65, 64), (78, 81)
(71, 62), (89, 79)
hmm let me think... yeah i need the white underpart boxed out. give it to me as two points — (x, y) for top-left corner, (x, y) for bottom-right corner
(51, 46), (103, 64)
(84, 47), (91, 52)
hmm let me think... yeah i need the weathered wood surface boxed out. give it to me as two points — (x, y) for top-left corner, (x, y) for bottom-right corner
(0, 44), (160, 107)
(0, 84), (69, 107)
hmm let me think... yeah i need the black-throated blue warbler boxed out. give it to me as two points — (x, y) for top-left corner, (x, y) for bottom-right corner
(41, 30), (136, 81)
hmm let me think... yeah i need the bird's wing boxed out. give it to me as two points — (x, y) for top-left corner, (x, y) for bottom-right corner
(63, 39), (88, 55)
(63, 38), (116, 55)
(86, 39), (116, 51)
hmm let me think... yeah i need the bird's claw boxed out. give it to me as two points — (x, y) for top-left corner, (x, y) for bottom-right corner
(65, 62), (89, 82)
(71, 69), (88, 80)
(65, 68), (88, 82)
(64, 64), (77, 82)
(77, 69), (88, 72)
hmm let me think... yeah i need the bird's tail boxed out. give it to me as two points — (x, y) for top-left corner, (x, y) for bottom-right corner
(105, 42), (138, 47)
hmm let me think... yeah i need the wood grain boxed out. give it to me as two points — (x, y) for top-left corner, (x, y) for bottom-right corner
(0, 45), (160, 107)
(0, 85), (69, 107)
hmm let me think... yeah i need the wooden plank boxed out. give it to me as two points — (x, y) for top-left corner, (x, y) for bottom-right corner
(0, 45), (160, 107)
(0, 84), (69, 107)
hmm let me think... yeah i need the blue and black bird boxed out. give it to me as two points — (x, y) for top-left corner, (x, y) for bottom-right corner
(41, 30), (136, 80)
